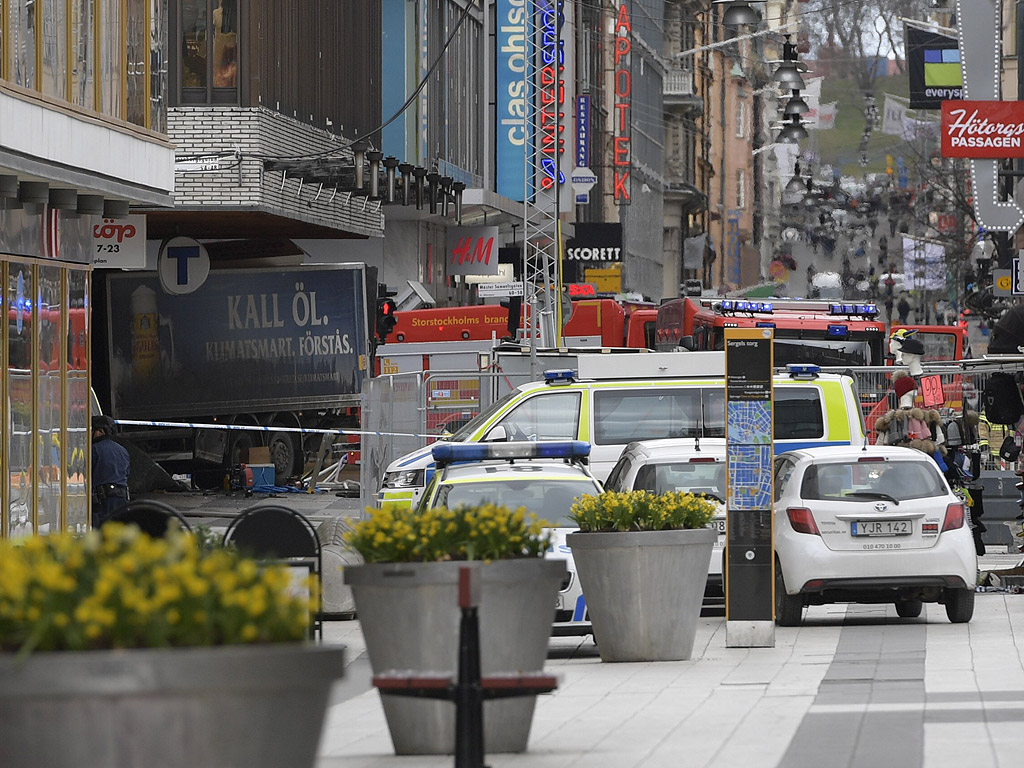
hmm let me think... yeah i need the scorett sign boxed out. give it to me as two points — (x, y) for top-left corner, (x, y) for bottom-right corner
(563, 222), (622, 284)
(941, 101), (1024, 158)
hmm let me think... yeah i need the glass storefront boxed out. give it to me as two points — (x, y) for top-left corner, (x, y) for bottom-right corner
(2, 209), (93, 539)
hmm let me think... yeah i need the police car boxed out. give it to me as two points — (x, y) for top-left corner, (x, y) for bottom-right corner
(419, 441), (602, 635)
(604, 438), (727, 607)
(379, 358), (865, 511)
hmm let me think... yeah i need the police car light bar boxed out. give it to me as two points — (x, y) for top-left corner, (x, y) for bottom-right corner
(828, 303), (879, 318)
(431, 441), (591, 465)
(826, 324), (849, 339)
(544, 369), (577, 385)
(787, 363), (820, 380)
(718, 300), (773, 315)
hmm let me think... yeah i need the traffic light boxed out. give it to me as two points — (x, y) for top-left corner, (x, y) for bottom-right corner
(376, 297), (398, 342)
(499, 296), (522, 339)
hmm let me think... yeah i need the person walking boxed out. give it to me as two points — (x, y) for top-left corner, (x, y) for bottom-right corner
(884, 293), (895, 322)
(91, 415), (130, 528)
(897, 293), (912, 325)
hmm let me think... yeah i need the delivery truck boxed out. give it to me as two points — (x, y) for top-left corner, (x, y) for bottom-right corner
(93, 263), (376, 485)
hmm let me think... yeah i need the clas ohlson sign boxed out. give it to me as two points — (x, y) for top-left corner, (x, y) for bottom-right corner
(496, 0), (531, 200)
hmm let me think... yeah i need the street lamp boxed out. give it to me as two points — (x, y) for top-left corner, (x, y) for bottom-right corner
(712, 1), (764, 28)
(772, 35), (807, 91)
(782, 91), (809, 117)
(785, 163), (807, 195)
(777, 115), (809, 143)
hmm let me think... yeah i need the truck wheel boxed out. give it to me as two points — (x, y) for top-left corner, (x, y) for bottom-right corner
(269, 431), (299, 483)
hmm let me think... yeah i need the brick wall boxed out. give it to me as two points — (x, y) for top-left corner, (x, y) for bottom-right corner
(167, 106), (383, 238)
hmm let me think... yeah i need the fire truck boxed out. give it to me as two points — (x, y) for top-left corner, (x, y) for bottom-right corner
(388, 297), (655, 350)
(887, 324), (970, 362)
(655, 297), (887, 366)
(561, 298), (656, 349)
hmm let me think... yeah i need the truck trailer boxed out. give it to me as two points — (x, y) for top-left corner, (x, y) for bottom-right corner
(93, 263), (376, 485)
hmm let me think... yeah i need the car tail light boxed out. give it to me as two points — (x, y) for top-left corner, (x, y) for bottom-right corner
(941, 502), (965, 532)
(689, 457), (718, 463)
(786, 507), (820, 536)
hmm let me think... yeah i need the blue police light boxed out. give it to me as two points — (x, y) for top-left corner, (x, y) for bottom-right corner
(756, 321), (776, 328)
(431, 441), (591, 465)
(757, 302), (774, 313)
(826, 324), (849, 339)
(544, 369), (577, 384)
(720, 300), (735, 312)
(787, 363), (820, 380)
(856, 303), (880, 317)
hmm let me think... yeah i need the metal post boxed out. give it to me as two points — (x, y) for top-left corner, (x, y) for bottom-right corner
(453, 603), (484, 768)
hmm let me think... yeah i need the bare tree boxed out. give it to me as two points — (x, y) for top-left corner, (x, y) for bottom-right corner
(803, 0), (927, 90)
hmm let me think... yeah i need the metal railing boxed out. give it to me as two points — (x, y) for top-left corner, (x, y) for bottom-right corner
(663, 67), (695, 97)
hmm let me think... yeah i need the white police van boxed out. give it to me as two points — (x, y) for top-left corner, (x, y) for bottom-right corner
(380, 353), (865, 510)
(418, 441), (601, 634)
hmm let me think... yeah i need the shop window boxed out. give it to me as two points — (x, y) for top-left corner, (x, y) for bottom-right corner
(180, 0), (239, 104)
(99, 0), (124, 118)
(66, 270), (91, 533)
(8, 0), (36, 89)
(42, 0), (68, 99)
(71, 0), (97, 111)
(7, 264), (35, 537)
(36, 266), (63, 535)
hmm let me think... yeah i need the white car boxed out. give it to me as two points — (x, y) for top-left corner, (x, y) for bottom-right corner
(774, 445), (978, 626)
(418, 441), (602, 636)
(604, 439), (727, 607)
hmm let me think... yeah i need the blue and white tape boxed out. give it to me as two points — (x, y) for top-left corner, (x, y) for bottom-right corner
(113, 419), (434, 440)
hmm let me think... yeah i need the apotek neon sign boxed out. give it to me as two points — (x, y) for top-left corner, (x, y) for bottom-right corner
(612, 2), (631, 205)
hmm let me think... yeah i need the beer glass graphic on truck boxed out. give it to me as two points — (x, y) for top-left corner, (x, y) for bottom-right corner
(130, 285), (160, 381)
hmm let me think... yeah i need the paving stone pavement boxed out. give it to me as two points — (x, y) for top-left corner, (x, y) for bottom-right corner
(315, 563), (1024, 768)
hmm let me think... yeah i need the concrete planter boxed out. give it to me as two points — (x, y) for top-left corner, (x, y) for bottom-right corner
(0, 644), (346, 768)
(567, 527), (716, 662)
(344, 558), (565, 755)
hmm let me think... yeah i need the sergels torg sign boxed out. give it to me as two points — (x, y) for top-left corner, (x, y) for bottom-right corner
(941, 100), (1024, 158)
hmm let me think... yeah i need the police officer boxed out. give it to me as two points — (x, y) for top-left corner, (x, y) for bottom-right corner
(91, 415), (130, 528)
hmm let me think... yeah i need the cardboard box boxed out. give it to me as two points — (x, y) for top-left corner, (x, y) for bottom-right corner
(248, 446), (272, 464)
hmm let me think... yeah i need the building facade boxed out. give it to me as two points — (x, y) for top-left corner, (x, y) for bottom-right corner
(1, 0), (175, 537)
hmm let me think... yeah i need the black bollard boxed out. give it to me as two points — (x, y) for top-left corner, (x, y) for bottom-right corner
(454, 567), (486, 768)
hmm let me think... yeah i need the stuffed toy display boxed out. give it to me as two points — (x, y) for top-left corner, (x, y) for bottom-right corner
(874, 373), (946, 456)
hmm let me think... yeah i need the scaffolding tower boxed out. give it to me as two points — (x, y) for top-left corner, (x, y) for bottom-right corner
(520, 0), (564, 356)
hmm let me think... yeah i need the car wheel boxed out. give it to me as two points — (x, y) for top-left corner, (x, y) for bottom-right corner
(895, 598), (923, 618)
(944, 587), (975, 623)
(774, 563), (803, 627)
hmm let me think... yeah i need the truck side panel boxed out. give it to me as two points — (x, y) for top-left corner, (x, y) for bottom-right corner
(103, 265), (370, 419)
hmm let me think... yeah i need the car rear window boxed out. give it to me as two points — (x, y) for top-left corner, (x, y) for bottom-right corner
(800, 460), (946, 502)
(434, 479), (599, 526)
(632, 461), (726, 498)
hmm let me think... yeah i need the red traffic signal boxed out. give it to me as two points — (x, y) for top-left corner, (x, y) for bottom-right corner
(376, 298), (398, 341)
